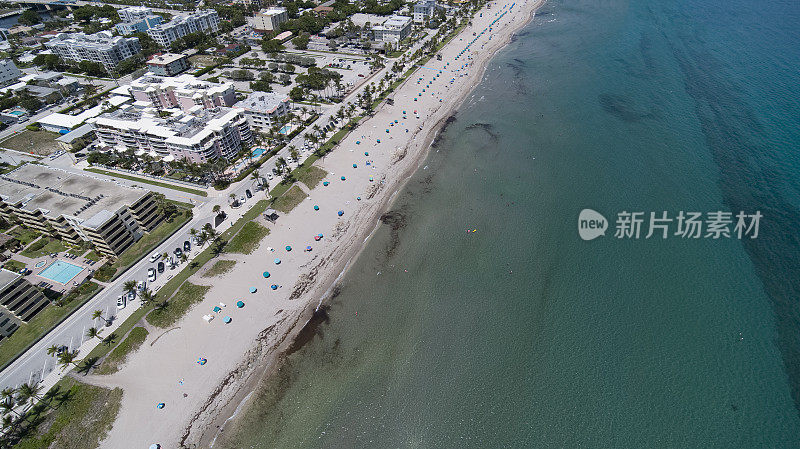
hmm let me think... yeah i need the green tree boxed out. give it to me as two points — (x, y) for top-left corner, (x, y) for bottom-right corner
(17, 10), (40, 26)
(86, 327), (101, 340)
(293, 33), (310, 50)
(261, 38), (285, 53)
(289, 86), (304, 101)
(123, 280), (138, 297)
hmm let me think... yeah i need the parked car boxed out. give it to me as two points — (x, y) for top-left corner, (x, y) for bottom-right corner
(137, 281), (146, 292)
(127, 290), (135, 302)
(148, 268), (157, 282)
(174, 248), (183, 258)
(150, 253), (161, 263)
(157, 262), (165, 273)
(183, 240), (191, 252)
(117, 295), (126, 310)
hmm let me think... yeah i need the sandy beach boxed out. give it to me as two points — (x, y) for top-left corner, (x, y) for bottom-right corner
(84, 1), (546, 447)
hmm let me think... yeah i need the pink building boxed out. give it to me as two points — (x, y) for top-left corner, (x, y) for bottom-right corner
(127, 74), (236, 112)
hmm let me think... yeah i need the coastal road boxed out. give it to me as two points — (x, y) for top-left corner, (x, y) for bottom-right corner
(0, 179), (259, 390)
(0, 26), (430, 391)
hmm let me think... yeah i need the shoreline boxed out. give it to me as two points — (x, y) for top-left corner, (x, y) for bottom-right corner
(90, 1), (547, 447)
(198, 2), (546, 446)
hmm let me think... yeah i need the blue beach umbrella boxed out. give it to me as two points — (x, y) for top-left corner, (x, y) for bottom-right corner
(249, 287), (257, 293)
(323, 181), (329, 186)
(353, 163), (357, 168)
(338, 210), (344, 216)
(314, 205), (319, 210)
(285, 245), (292, 251)
(271, 284), (278, 290)
(223, 316), (232, 324)
(341, 176), (346, 180)
(236, 300), (244, 308)
(263, 271), (270, 278)
(364, 151), (369, 156)
(274, 258), (281, 264)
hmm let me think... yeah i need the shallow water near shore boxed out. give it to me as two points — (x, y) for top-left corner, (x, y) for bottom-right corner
(216, 0), (800, 446)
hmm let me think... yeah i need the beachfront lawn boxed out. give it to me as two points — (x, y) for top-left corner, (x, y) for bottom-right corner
(0, 281), (100, 370)
(0, 130), (61, 156)
(85, 168), (208, 197)
(203, 259), (237, 277)
(94, 326), (149, 375)
(9, 226), (40, 247)
(2, 258), (26, 273)
(272, 185), (307, 214)
(83, 200), (270, 368)
(94, 208), (192, 282)
(225, 221), (269, 255)
(296, 165), (328, 190)
(20, 237), (68, 258)
(12, 377), (122, 449)
(146, 282), (209, 328)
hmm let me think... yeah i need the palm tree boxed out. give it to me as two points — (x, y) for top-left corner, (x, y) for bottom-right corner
(16, 383), (41, 410)
(92, 309), (110, 327)
(123, 280), (137, 298)
(180, 253), (188, 264)
(2, 414), (15, 437)
(229, 193), (237, 205)
(140, 289), (154, 305)
(101, 333), (117, 347)
(250, 169), (262, 189)
(189, 228), (198, 239)
(57, 350), (79, 371)
(46, 344), (60, 357)
(86, 327), (101, 340)
(0, 388), (16, 412)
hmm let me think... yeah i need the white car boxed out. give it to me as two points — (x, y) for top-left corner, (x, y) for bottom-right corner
(149, 253), (161, 263)
(117, 295), (126, 310)
(148, 268), (157, 282)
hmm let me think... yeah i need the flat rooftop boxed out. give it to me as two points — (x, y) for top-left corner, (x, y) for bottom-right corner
(0, 165), (148, 228)
(148, 53), (186, 65)
(236, 92), (289, 113)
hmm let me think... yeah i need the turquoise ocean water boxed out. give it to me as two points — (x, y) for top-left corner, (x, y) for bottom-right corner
(217, 0), (800, 446)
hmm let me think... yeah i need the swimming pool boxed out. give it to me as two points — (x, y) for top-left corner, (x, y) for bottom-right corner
(251, 147), (266, 158)
(38, 260), (84, 284)
(279, 124), (292, 135)
(9, 111), (24, 116)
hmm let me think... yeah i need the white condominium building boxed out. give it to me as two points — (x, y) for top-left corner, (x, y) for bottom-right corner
(45, 31), (141, 71)
(147, 10), (220, 48)
(117, 5), (154, 23)
(371, 15), (412, 43)
(235, 92), (290, 131)
(248, 7), (288, 32)
(90, 105), (252, 163)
